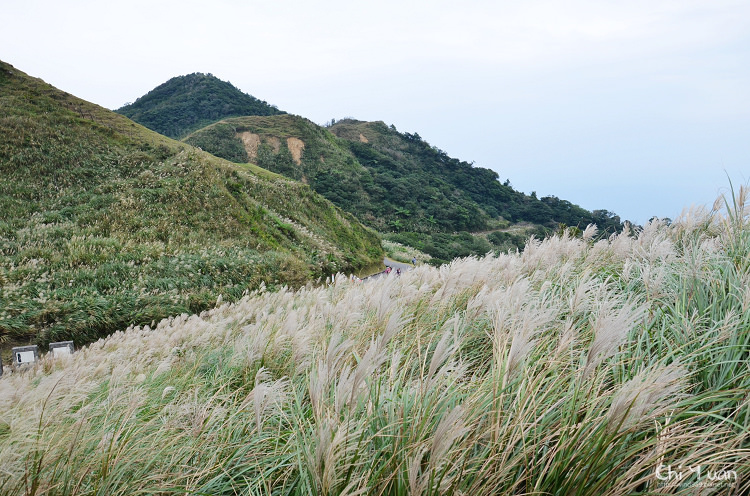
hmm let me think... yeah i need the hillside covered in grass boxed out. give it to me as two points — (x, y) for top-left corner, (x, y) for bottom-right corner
(116, 73), (284, 139)
(0, 61), (382, 353)
(183, 113), (624, 263)
(1, 190), (748, 495)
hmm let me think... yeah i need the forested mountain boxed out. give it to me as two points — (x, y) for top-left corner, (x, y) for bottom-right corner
(116, 73), (284, 139)
(183, 114), (623, 263)
(0, 61), (381, 352)
(330, 119), (623, 233)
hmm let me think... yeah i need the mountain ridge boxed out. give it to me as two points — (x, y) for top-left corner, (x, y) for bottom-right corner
(179, 111), (623, 262)
(117, 72), (284, 139)
(0, 60), (381, 352)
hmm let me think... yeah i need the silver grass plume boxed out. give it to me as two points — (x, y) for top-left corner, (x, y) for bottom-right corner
(426, 315), (461, 385)
(309, 333), (352, 421)
(582, 223), (598, 241)
(607, 363), (687, 432)
(584, 297), (646, 377)
(408, 406), (469, 495)
(430, 405), (468, 466)
(244, 367), (288, 431)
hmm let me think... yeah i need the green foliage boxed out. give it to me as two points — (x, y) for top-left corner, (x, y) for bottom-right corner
(386, 231), (490, 265)
(2, 209), (749, 494)
(486, 229), (540, 252)
(124, 74), (625, 262)
(117, 73), (284, 139)
(183, 122), (248, 163)
(0, 60), (382, 351)
(334, 120), (624, 235)
(385, 226), (547, 265)
(186, 115), (624, 263)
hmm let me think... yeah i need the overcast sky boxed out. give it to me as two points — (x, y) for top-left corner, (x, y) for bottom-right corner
(3, 0), (750, 223)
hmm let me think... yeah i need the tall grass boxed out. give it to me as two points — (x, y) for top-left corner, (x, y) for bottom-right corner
(0, 61), (383, 352)
(0, 189), (748, 495)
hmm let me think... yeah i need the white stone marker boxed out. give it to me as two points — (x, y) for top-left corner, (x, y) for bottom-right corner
(12, 345), (39, 365)
(50, 341), (75, 357)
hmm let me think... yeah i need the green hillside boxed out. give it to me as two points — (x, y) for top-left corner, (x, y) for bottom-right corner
(0, 61), (382, 352)
(184, 114), (373, 211)
(2, 203), (749, 494)
(116, 73), (284, 139)
(331, 119), (623, 230)
(184, 114), (624, 263)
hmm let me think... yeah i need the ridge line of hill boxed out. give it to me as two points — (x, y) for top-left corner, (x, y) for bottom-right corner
(174, 111), (625, 263)
(0, 60), (382, 356)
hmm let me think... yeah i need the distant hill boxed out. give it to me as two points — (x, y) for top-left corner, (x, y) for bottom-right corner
(116, 73), (284, 139)
(329, 120), (622, 232)
(0, 61), (381, 352)
(184, 115), (623, 263)
(122, 74), (624, 263)
(184, 114), (373, 213)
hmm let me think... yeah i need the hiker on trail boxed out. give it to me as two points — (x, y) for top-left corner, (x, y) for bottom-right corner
(412, 257), (416, 265)
(396, 268), (401, 276)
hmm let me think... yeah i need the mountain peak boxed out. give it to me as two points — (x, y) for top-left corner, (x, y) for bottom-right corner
(117, 73), (284, 139)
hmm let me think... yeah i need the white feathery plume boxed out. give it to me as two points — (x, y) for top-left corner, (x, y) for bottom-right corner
(388, 349), (403, 385)
(333, 324), (393, 414)
(408, 405), (469, 494)
(582, 223), (598, 241)
(555, 318), (578, 357)
(427, 329), (455, 385)
(607, 363), (687, 432)
(465, 285), (491, 321)
(491, 278), (558, 381)
(408, 447), (429, 495)
(635, 219), (675, 263)
(609, 227), (636, 261)
(429, 405), (468, 467)
(310, 333), (352, 420)
(311, 416), (361, 494)
(584, 297), (645, 377)
(383, 309), (410, 345)
(250, 368), (288, 431)
(504, 297), (557, 380)
(568, 273), (596, 316)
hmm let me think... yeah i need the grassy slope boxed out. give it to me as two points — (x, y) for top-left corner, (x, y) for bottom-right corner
(184, 114), (375, 215)
(0, 61), (382, 351)
(0, 194), (748, 495)
(185, 115), (627, 264)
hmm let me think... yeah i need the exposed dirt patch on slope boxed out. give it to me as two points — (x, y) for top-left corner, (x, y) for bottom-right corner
(239, 132), (260, 161)
(267, 136), (281, 153)
(359, 133), (368, 143)
(287, 137), (305, 165)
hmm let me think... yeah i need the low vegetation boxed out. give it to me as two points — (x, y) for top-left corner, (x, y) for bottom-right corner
(183, 114), (624, 262)
(1, 188), (747, 495)
(0, 61), (382, 353)
(386, 224), (547, 266)
(381, 240), (431, 265)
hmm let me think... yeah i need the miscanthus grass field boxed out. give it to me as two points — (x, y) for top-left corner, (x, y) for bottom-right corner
(1, 190), (749, 495)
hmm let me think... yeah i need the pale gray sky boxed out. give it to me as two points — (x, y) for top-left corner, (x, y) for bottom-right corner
(3, 0), (749, 223)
